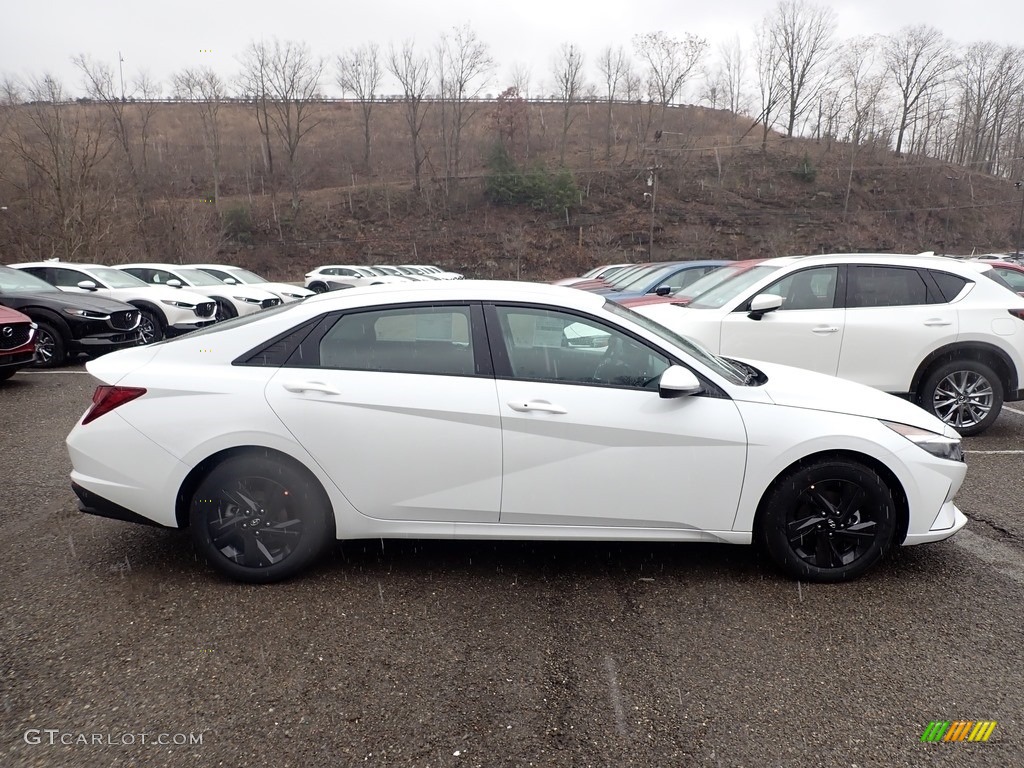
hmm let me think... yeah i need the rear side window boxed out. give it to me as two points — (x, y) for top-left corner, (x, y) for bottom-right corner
(848, 266), (932, 307)
(927, 270), (969, 301)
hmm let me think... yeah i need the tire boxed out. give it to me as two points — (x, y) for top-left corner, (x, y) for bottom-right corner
(757, 459), (898, 583)
(309, 282), (329, 294)
(0, 369), (15, 382)
(137, 309), (164, 344)
(189, 453), (335, 583)
(32, 320), (67, 368)
(212, 298), (237, 322)
(920, 359), (1002, 437)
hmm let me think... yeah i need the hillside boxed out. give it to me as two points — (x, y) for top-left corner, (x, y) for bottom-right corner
(1, 99), (1021, 281)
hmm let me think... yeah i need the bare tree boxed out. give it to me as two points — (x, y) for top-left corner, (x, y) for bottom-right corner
(837, 36), (889, 147)
(235, 41), (280, 232)
(752, 19), (787, 151)
(435, 24), (494, 199)
(336, 42), (383, 171)
(632, 31), (709, 127)
(3, 74), (116, 260)
(883, 25), (956, 156)
(510, 62), (532, 98)
(552, 42), (585, 165)
(766, 0), (837, 137)
(238, 39), (324, 212)
(597, 45), (629, 160)
(387, 40), (432, 194)
(173, 67), (225, 207)
(719, 36), (747, 114)
(951, 42), (1024, 173)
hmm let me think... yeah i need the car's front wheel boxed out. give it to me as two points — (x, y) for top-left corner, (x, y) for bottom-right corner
(32, 320), (67, 368)
(758, 458), (898, 582)
(137, 309), (164, 344)
(920, 359), (1002, 437)
(212, 298), (237, 322)
(189, 453), (335, 583)
(308, 281), (329, 294)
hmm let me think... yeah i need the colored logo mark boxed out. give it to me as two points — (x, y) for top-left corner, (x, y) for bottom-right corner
(920, 721), (996, 742)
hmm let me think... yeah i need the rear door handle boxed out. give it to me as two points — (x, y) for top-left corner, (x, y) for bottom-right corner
(811, 326), (840, 334)
(924, 319), (952, 327)
(507, 400), (567, 414)
(282, 381), (341, 395)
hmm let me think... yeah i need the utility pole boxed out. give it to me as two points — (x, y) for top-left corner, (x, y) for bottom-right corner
(118, 51), (125, 102)
(646, 165), (659, 261)
(944, 175), (957, 256)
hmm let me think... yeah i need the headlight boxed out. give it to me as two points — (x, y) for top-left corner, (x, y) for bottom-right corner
(161, 299), (196, 309)
(62, 307), (110, 320)
(882, 421), (964, 462)
(235, 296), (262, 304)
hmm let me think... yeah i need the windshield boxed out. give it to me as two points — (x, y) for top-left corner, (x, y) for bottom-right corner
(226, 268), (267, 284)
(0, 265), (58, 292)
(88, 267), (150, 289)
(687, 264), (782, 309)
(603, 299), (746, 385)
(672, 263), (745, 299)
(606, 264), (656, 289)
(175, 268), (224, 286)
(616, 264), (676, 292)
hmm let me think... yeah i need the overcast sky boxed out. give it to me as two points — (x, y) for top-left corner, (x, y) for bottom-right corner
(3, 0), (1022, 98)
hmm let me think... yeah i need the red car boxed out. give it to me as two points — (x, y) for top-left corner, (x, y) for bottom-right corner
(0, 305), (37, 381)
(619, 259), (765, 309)
(975, 260), (1024, 296)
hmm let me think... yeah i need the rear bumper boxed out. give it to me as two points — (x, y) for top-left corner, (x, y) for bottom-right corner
(72, 482), (170, 528)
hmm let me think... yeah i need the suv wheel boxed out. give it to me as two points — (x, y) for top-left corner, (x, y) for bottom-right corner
(920, 359), (1002, 436)
(33, 320), (67, 368)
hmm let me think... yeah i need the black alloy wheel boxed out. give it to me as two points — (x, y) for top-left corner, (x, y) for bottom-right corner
(189, 454), (334, 583)
(758, 459), (898, 582)
(32, 320), (66, 368)
(920, 359), (1002, 437)
(309, 282), (328, 294)
(213, 298), (237, 322)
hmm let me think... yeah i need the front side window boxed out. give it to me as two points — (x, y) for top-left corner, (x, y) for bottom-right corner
(494, 305), (670, 389)
(757, 266), (839, 311)
(847, 265), (930, 308)
(52, 268), (88, 288)
(319, 305), (476, 376)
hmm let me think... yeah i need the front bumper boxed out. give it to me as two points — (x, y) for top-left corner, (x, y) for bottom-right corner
(69, 331), (141, 355)
(903, 502), (968, 545)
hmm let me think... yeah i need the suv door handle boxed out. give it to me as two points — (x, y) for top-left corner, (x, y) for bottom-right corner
(924, 318), (952, 327)
(811, 326), (840, 334)
(282, 381), (341, 395)
(507, 400), (567, 414)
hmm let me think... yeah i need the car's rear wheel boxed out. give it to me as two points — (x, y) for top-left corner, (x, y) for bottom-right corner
(758, 459), (898, 583)
(189, 453), (334, 583)
(137, 309), (164, 344)
(32, 320), (66, 368)
(920, 359), (1002, 436)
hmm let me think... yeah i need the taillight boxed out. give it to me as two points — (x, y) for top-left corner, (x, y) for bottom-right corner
(1009, 309), (1024, 322)
(81, 385), (146, 425)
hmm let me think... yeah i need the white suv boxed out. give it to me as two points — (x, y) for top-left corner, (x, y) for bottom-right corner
(11, 261), (217, 343)
(634, 253), (1024, 435)
(117, 264), (282, 320)
(190, 264), (313, 303)
(304, 265), (408, 293)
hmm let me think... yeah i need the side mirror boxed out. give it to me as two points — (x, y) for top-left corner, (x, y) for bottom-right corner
(658, 365), (703, 398)
(223, 277), (238, 285)
(654, 285), (671, 296)
(167, 279), (183, 288)
(76, 280), (98, 291)
(747, 293), (783, 320)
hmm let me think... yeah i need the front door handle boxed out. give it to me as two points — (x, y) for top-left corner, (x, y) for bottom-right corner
(924, 318), (952, 327)
(282, 381), (341, 395)
(507, 400), (567, 414)
(811, 326), (840, 334)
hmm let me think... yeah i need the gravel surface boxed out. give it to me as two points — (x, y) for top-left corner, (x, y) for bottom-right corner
(2, 368), (1022, 768)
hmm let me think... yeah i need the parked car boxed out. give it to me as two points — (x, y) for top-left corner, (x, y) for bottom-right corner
(598, 260), (730, 302)
(68, 280), (966, 584)
(0, 265), (141, 367)
(400, 264), (463, 280)
(191, 264), (314, 304)
(11, 262), (217, 343)
(970, 260), (1024, 296)
(0, 305), (37, 381)
(568, 264), (653, 292)
(553, 263), (634, 286)
(304, 265), (408, 293)
(116, 264), (282, 319)
(373, 265), (435, 281)
(619, 260), (766, 309)
(634, 253), (1024, 435)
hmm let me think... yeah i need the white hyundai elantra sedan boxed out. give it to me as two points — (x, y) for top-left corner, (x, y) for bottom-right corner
(66, 281), (968, 584)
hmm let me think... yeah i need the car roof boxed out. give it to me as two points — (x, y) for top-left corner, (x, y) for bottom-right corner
(301, 279), (608, 310)
(9, 261), (106, 269)
(756, 253), (993, 274)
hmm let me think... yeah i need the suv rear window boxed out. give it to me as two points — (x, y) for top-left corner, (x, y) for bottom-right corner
(928, 270), (969, 302)
(848, 266), (930, 307)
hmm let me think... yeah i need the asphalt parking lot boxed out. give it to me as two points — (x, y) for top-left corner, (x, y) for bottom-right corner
(2, 368), (1023, 768)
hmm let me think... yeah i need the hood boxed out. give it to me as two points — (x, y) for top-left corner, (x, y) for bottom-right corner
(734, 359), (957, 436)
(3, 290), (137, 314)
(0, 305), (32, 323)
(103, 285), (212, 305)
(207, 284), (279, 300)
(261, 282), (313, 297)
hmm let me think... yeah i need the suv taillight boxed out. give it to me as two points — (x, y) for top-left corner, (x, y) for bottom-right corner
(1009, 309), (1024, 322)
(82, 385), (146, 425)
